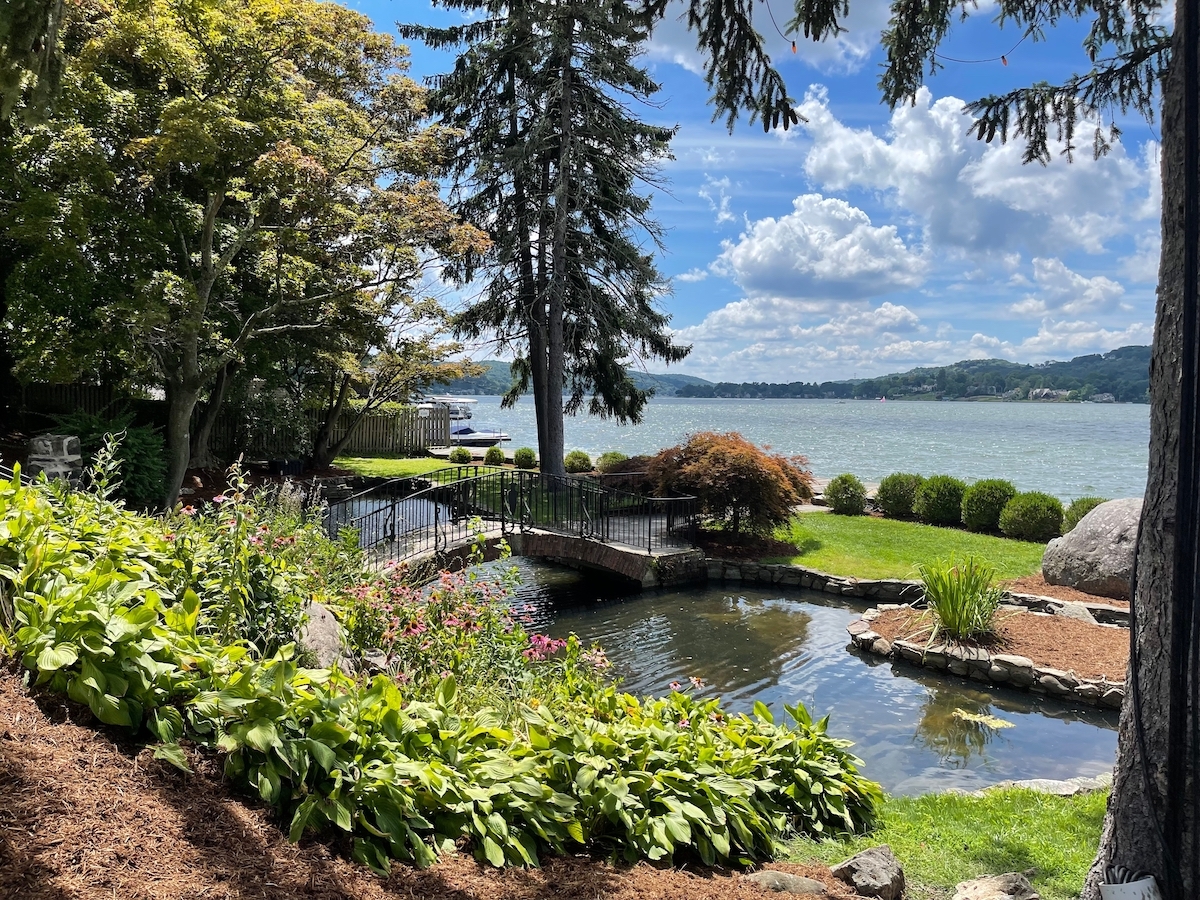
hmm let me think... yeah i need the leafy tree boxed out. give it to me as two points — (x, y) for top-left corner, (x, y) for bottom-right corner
(781, 0), (1184, 894)
(0, 0), (65, 117)
(4, 0), (484, 505)
(648, 431), (813, 535)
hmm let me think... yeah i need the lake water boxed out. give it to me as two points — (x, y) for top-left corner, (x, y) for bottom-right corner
(467, 396), (1149, 500)
(495, 559), (1119, 796)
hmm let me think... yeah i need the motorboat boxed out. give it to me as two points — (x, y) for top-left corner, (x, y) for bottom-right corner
(417, 396), (477, 420)
(449, 422), (511, 447)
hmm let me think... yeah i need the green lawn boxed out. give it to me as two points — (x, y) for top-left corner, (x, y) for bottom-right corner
(334, 456), (449, 478)
(768, 513), (1045, 580)
(788, 788), (1107, 900)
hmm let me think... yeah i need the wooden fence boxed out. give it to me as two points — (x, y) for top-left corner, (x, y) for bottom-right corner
(15, 384), (451, 460)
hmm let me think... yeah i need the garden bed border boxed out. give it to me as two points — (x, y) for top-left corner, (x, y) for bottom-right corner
(846, 604), (1126, 709)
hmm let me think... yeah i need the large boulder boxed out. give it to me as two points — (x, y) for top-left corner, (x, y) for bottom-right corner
(300, 601), (346, 669)
(830, 845), (904, 900)
(1042, 498), (1142, 600)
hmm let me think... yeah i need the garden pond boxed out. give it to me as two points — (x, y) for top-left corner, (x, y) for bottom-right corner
(487, 558), (1119, 796)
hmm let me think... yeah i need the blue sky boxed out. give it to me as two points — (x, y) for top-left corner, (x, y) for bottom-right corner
(352, 0), (1164, 383)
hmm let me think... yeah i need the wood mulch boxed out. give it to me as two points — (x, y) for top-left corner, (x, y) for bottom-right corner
(868, 607), (1129, 681)
(1001, 573), (1129, 609)
(0, 665), (857, 900)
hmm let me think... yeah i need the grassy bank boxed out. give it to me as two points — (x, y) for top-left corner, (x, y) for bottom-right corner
(788, 788), (1107, 900)
(334, 456), (448, 478)
(768, 513), (1045, 580)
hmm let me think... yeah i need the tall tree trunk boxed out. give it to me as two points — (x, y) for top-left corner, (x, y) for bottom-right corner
(163, 378), (200, 509)
(1082, 9), (1197, 897)
(543, 15), (572, 478)
(309, 373), (353, 470)
(189, 360), (236, 469)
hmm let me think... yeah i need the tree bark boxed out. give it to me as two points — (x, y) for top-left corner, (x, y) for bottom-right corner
(309, 373), (353, 470)
(1082, 9), (1196, 897)
(163, 378), (200, 509)
(543, 10), (572, 478)
(189, 360), (236, 470)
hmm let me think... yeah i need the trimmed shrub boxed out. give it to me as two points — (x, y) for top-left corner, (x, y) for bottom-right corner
(1064, 496), (1109, 532)
(960, 479), (1018, 533)
(513, 447), (538, 469)
(918, 556), (1003, 641)
(824, 473), (867, 515)
(448, 446), (472, 464)
(876, 472), (925, 519)
(596, 451), (630, 473)
(564, 450), (593, 474)
(648, 431), (813, 536)
(999, 492), (1064, 542)
(483, 446), (506, 467)
(913, 475), (968, 526)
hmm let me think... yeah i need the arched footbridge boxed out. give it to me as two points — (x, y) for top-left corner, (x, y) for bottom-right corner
(323, 467), (705, 587)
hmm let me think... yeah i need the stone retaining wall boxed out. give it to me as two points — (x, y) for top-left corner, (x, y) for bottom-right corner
(846, 605), (1125, 710)
(705, 559), (1131, 627)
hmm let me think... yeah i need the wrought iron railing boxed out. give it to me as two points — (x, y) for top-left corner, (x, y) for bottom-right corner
(323, 470), (698, 566)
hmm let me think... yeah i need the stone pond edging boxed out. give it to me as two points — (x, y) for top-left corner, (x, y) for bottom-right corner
(704, 558), (1130, 626)
(846, 605), (1126, 709)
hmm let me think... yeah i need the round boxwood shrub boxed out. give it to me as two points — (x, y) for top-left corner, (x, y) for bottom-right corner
(1063, 496), (1108, 532)
(960, 478), (1018, 533)
(564, 450), (593, 474)
(596, 451), (629, 473)
(913, 475), (968, 526)
(513, 447), (538, 469)
(483, 445), (505, 467)
(824, 473), (867, 515)
(876, 472), (925, 519)
(448, 446), (472, 464)
(999, 491), (1064, 542)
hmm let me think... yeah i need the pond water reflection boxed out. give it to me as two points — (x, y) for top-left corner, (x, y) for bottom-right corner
(487, 558), (1119, 795)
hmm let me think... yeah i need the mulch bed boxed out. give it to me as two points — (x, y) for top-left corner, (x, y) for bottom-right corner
(868, 607), (1129, 681)
(1001, 573), (1129, 609)
(697, 531), (800, 560)
(0, 664), (859, 900)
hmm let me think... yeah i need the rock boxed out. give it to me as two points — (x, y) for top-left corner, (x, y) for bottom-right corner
(1042, 498), (1142, 600)
(743, 871), (827, 894)
(831, 845), (905, 900)
(847, 618), (872, 636)
(1052, 601), (1098, 624)
(363, 649), (389, 674)
(953, 872), (1040, 900)
(300, 601), (345, 669)
(870, 637), (893, 656)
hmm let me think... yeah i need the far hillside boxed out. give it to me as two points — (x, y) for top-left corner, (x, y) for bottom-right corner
(675, 346), (1151, 403)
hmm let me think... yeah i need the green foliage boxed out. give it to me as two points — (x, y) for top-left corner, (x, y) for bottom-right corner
(649, 432), (813, 536)
(1000, 492), (1064, 543)
(960, 479), (1018, 533)
(789, 787), (1109, 900)
(876, 472), (925, 519)
(513, 447), (538, 470)
(596, 451), (630, 473)
(483, 446), (506, 467)
(563, 450), (593, 474)
(771, 514), (1045, 581)
(913, 475), (968, 526)
(0, 469), (881, 870)
(917, 556), (1003, 642)
(448, 447), (473, 464)
(824, 474), (866, 516)
(1064, 496), (1109, 532)
(53, 410), (166, 510)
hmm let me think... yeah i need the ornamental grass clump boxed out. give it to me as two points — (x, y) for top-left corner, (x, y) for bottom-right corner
(917, 556), (1004, 643)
